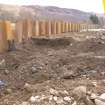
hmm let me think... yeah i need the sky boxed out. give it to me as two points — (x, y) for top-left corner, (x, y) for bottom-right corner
(0, 0), (104, 13)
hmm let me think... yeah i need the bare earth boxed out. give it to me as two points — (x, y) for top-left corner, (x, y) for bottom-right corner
(0, 32), (105, 105)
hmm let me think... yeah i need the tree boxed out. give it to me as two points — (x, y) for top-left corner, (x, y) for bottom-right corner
(89, 14), (99, 24)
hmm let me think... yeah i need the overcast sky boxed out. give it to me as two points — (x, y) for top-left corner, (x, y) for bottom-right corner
(0, 0), (104, 13)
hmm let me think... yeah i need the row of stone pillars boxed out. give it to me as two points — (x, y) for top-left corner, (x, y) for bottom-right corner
(15, 20), (82, 42)
(0, 20), (98, 53)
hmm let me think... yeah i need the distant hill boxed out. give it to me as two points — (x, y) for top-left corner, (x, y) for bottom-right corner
(0, 4), (102, 23)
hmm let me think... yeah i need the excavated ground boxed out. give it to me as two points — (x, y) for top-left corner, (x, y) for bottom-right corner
(0, 32), (105, 105)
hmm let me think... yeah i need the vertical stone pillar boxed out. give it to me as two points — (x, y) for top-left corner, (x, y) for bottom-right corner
(64, 22), (66, 33)
(56, 22), (58, 34)
(83, 24), (86, 30)
(51, 21), (57, 35)
(0, 21), (9, 53)
(58, 21), (61, 34)
(75, 24), (78, 32)
(68, 22), (70, 32)
(15, 21), (23, 43)
(66, 22), (69, 32)
(27, 20), (33, 38)
(46, 21), (52, 36)
(4, 21), (15, 51)
(23, 20), (28, 40)
(51, 21), (54, 34)
(11, 23), (16, 41)
(68, 23), (71, 32)
(77, 24), (81, 32)
(4, 21), (14, 41)
(56, 21), (61, 34)
(39, 21), (46, 36)
(74, 23), (76, 32)
(80, 24), (83, 31)
(61, 21), (63, 33)
(23, 20), (33, 39)
(71, 23), (73, 32)
(80, 24), (82, 31)
(85, 24), (88, 31)
(62, 21), (65, 33)
(71, 23), (74, 32)
(65, 22), (67, 32)
(32, 20), (40, 37)
(35, 20), (40, 36)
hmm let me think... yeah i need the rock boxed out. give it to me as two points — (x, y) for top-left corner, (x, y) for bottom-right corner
(30, 96), (36, 103)
(24, 83), (33, 92)
(53, 96), (64, 104)
(13, 101), (20, 105)
(64, 96), (71, 103)
(50, 88), (59, 96)
(48, 51), (54, 56)
(0, 80), (6, 88)
(101, 36), (105, 40)
(21, 102), (30, 105)
(72, 86), (87, 100)
(3, 99), (9, 105)
(70, 43), (73, 46)
(86, 36), (89, 39)
(90, 93), (98, 99)
(40, 95), (49, 101)
(29, 96), (41, 103)
(73, 86), (87, 95)
(4, 69), (9, 75)
(49, 95), (53, 101)
(94, 93), (105, 105)
(61, 71), (76, 79)
(85, 96), (95, 105)
(5, 88), (12, 94)
(31, 67), (38, 73)
(55, 97), (64, 104)
(92, 81), (97, 87)
(64, 49), (68, 53)
(59, 90), (69, 96)
(0, 59), (6, 68)
(53, 96), (58, 101)
(72, 101), (77, 105)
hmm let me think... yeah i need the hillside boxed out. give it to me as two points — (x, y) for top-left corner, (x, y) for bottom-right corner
(0, 4), (95, 22)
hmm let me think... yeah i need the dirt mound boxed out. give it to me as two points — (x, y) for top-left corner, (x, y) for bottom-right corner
(32, 38), (73, 47)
